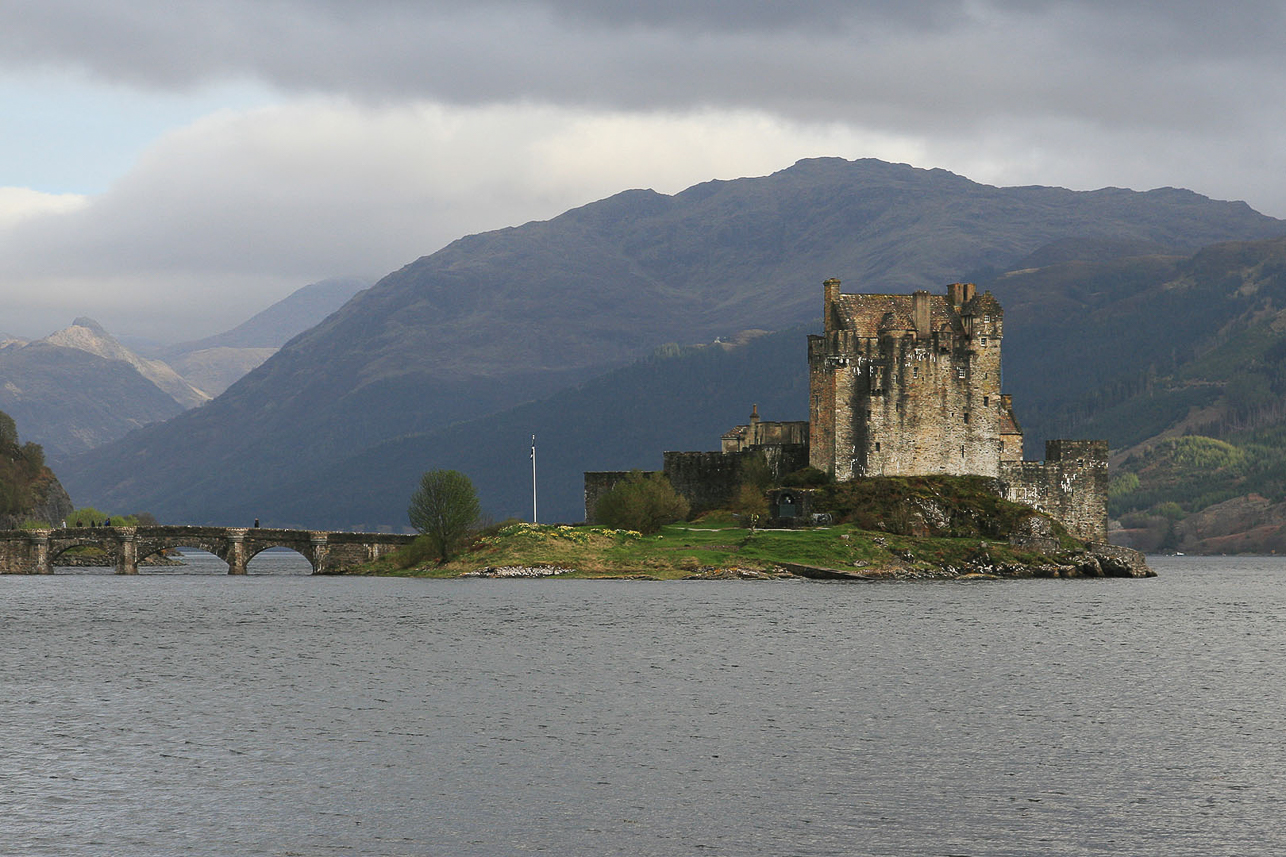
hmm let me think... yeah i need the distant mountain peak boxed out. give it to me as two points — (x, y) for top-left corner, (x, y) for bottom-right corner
(43, 319), (210, 409)
(70, 317), (108, 335)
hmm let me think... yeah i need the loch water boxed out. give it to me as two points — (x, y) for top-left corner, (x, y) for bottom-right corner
(2, 555), (1284, 856)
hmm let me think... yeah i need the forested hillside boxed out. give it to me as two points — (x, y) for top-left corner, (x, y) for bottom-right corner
(0, 410), (73, 529)
(977, 237), (1286, 551)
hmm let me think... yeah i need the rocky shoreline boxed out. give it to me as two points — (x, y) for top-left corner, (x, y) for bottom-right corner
(464, 541), (1154, 582)
(462, 565), (576, 578)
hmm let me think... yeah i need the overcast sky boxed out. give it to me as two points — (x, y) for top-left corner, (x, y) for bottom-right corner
(2, 0), (1284, 341)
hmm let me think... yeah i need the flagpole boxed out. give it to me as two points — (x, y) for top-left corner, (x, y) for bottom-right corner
(530, 434), (537, 524)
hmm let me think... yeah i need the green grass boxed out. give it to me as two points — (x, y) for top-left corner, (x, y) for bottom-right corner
(355, 519), (1069, 580)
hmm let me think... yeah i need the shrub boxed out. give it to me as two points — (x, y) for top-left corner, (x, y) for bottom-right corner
(394, 535), (440, 570)
(593, 471), (689, 534)
(731, 483), (769, 528)
(66, 508), (110, 527)
(782, 467), (832, 487)
(1108, 472), (1140, 498)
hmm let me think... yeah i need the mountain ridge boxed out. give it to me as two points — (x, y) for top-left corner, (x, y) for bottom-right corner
(59, 157), (1286, 526)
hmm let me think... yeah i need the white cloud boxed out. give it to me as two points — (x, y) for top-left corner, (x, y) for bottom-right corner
(0, 100), (927, 340)
(0, 187), (87, 230)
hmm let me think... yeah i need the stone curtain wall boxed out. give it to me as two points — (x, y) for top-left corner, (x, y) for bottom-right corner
(1001, 440), (1110, 543)
(663, 452), (743, 515)
(663, 445), (809, 515)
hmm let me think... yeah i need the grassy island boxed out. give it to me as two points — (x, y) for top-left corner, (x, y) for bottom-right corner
(356, 476), (1154, 580)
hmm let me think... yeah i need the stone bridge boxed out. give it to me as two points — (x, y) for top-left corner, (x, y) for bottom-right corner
(0, 526), (415, 575)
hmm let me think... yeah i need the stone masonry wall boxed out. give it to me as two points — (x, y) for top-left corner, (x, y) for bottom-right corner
(809, 282), (1006, 481)
(663, 452), (743, 515)
(663, 445), (809, 515)
(1001, 440), (1109, 543)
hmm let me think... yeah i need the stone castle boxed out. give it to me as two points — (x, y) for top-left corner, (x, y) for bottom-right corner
(809, 279), (1021, 479)
(586, 278), (1109, 542)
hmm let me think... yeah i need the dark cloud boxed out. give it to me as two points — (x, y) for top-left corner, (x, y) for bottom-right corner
(4, 1), (1283, 119)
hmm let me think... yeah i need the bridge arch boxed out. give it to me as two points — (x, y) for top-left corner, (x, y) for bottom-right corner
(47, 533), (121, 568)
(244, 545), (317, 575)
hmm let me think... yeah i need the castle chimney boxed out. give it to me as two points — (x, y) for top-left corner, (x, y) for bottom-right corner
(948, 282), (977, 311)
(912, 290), (931, 339)
(750, 403), (760, 445)
(823, 278), (841, 333)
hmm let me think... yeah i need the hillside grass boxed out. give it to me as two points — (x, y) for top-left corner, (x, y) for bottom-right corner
(357, 516), (1056, 580)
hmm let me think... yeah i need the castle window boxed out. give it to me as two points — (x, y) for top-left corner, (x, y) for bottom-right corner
(984, 396), (990, 407)
(875, 442), (881, 452)
(961, 446), (966, 457)
(981, 337), (988, 346)
(957, 367), (966, 378)
(964, 412), (970, 423)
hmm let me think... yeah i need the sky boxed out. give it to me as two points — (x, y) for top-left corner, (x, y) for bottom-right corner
(2, 0), (1285, 342)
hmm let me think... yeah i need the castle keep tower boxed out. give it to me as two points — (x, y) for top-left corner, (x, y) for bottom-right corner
(808, 278), (1021, 481)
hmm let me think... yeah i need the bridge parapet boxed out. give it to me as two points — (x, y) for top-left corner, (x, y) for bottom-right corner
(0, 526), (415, 575)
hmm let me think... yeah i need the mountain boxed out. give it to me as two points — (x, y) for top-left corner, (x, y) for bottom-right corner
(44, 317), (210, 408)
(964, 236), (1286, 552)
(0, 279), (369, 465)
(0, 339), (188, 460)
(160, 276), (369, 395)
(168, 327), (807, 528)
(0, 317), (214, 461)
(60, 157), (1286, 526)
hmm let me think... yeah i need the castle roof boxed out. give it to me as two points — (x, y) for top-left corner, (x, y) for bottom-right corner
(836, 293), (963, 338)
(999, 409), (1022, 436)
